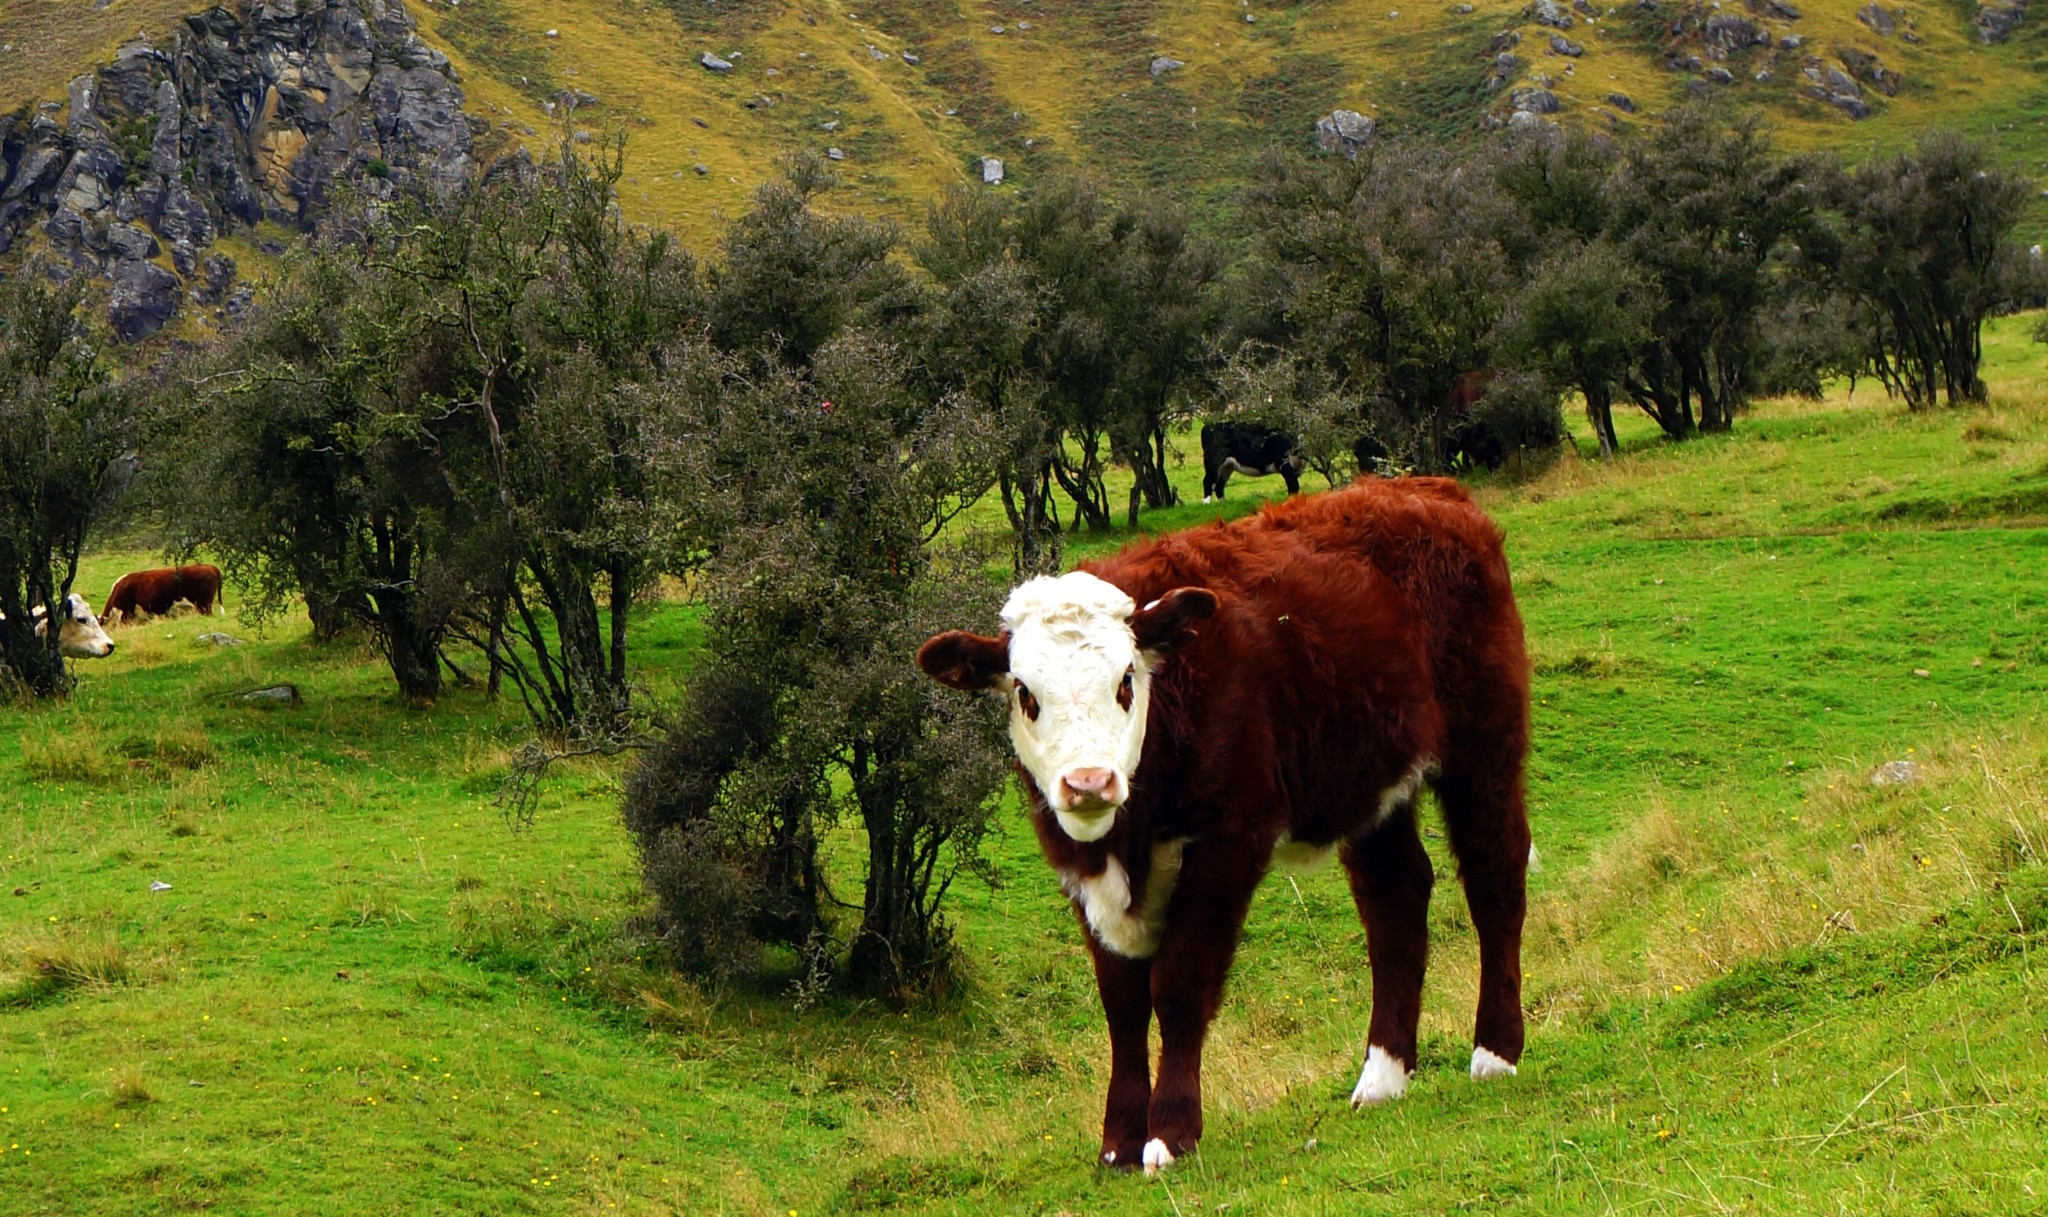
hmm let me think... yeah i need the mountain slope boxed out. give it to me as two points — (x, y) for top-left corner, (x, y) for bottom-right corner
(410, 0), (2048, 244)
(5, 0), (2047, 253)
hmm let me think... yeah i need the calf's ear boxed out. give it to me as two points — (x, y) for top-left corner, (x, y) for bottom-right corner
(1131, 587), (1218, 656)
(917, 630), (1011, 691)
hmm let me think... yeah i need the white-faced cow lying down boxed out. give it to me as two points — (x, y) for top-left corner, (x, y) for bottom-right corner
(1, 594), (117, 658)
(918, 477), (1532, 1174)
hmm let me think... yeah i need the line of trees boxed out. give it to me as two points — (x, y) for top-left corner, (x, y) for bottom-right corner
(2, 110), (2036, 997)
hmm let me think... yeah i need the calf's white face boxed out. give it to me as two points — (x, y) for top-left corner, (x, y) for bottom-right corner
(1003, 574), (1154, 841)
(28, 594), (116, 658)
(917, 572), (1216, 843)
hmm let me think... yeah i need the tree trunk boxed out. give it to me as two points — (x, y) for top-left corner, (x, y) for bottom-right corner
(1050, 446), (1112, 532)
(608, 562), (631, 688)
(382, 608), (443, 702)
(0, 611), (67, 697)
(1585, 385), (1618, 459)
(999, 464), (1062, 575)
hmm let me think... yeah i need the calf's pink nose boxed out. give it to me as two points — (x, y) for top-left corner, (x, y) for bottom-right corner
(1060, 767), (1118, 808)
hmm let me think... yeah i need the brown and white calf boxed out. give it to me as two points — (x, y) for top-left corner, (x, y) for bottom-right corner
(6, 594), (118, 658)
(918, 477), (1532, 1173)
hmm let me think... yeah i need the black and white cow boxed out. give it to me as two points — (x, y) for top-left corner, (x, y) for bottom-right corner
(1200, 422), (1302, 503)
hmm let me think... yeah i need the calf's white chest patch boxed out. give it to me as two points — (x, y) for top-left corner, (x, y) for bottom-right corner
(1063, 840), (1185, 959)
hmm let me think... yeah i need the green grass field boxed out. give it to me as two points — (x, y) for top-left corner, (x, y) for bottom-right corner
(6, 316), (2048, 1215)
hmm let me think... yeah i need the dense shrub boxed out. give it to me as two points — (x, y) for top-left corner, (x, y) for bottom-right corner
(622, 321), (1009, 998)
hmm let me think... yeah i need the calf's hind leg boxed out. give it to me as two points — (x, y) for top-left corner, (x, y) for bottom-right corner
(1339, 805), (1433, 1105)
(1432, 761), (1530, 1080)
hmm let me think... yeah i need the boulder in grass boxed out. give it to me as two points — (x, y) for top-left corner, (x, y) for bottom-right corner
(233, 684), (302, 706)
(1313, 109), (1376, 156)
(1975, 0), (2027, 41)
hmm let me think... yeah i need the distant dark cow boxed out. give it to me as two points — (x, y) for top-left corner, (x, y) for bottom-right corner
(1444, 370), (1508, 471)
(1199, 421), (1301, 502)
(918, 479), (1532, 1173)
(103, 564), (222, 625)
(1353, 431), (1390, 472)
(1447, 369), (1495, 416)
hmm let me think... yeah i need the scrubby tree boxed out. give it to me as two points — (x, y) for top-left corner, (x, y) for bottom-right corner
(1241, 141), (1519, 472)
(0, 273), (135, 697)
(914, 187), (1060, 570)
(155, 230), (484, 701)
(1498, 240), (1649, 459)
(1819, 131), (2033, 407)
(1102, 197), (1223, 524)
(1608, 106), (1815, 436)
(917, 177), (1219, 543)
(706, 153), (915, 369)
(414, 138), (701, 736)
(622, 334), (1008, 996)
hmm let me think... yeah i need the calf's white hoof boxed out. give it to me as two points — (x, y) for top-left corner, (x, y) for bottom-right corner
(1349, 1044), (1411, 1107)
(1470, 1046), (1518, 1080)
(1141, 1138), (1175, 1175)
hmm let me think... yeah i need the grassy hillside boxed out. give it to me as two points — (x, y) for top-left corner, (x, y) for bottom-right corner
(11, 0), (2045, 250)
(5, 317), (2048, 1214)
(413, 0), (2048, 245)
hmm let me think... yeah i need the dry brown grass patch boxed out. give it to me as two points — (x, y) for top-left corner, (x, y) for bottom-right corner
(19, 729), (127, 785)
(108, 1064), (155, 1108)
(1524, 728), (2048, 1018)
(1, 921), (138, 1006)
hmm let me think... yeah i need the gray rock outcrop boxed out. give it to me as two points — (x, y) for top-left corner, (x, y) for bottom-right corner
(1703, 14), (1770, 49)
(1313, 109), (1376, 156)
(1975, 0), (2028, 41)
(0, 0), (473, 342)
(1837, 47), (1903, 95)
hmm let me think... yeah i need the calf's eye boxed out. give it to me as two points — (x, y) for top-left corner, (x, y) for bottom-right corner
(1117, 666), (1135, 712)
(1015, 682), (1040, 721)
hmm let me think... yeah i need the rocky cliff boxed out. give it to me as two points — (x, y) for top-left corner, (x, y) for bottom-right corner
(0, 0), (474, 341)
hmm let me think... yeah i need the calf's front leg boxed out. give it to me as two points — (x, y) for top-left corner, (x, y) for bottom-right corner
(1087, 940), (1153, 1168)
(1140, 844), (1259, 1174)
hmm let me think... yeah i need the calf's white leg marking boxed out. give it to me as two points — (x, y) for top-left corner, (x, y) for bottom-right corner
(1350, 1044), (1410, 1107)
(1470, 1046), (1517, 1080)
(1062, 840), (1185, 959)
(1142, 1138), (1175, 1174)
